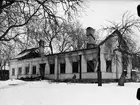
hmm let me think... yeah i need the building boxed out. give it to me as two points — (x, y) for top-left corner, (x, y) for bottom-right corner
(9, 29), (132, 81)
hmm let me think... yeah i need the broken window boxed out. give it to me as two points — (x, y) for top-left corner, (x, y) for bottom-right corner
(18, 67), (22, 75)
(87, 60), (95, 72)
(72, 62), (78, 73)
(12, 68), (15, 76)
(25, 66), (29, 75)
(106, 60), (112, 72)
(50, 64), (55, 74)
(60, 63), (65, 74)
(32, 66), (36, 75)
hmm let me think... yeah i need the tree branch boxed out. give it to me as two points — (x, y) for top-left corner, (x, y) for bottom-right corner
(0, 5), (41, 41)
(1, 32), (25, 41)
(0, 0), (15, 14)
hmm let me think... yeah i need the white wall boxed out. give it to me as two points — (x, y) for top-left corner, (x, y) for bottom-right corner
(9, 58), (47, 79)
(10, 43), (131, 80)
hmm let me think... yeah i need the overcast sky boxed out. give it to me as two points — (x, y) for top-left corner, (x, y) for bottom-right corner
(77, 0), (140, 45)
(80, 0), (139, 29)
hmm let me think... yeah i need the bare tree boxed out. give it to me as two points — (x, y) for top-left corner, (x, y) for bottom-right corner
(101, 12), (140, 86)
(0, 0), (83, 42)
(43, 19), (61, 54)
(56, 21), (87, 52)
(0, 0), (84, 71)
(101, 12), (140, 52)
(25, 20), (87, 54)
(0, 41), (15, 70)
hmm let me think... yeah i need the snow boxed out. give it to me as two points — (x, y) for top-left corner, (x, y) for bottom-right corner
(0, 79), (25, 89)
(0, 80), (140, 105)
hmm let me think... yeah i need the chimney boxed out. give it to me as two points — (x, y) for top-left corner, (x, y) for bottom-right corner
(86, 27), (96, 48)
(39, 39), (45, 57)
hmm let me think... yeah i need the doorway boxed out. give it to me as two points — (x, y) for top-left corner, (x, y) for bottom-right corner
(39, 63), (46, 79)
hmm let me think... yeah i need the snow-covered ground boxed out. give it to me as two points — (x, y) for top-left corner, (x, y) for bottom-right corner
(0, 80), (140, 105)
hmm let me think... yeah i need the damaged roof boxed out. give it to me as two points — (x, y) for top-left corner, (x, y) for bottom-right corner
(15, 47), (41, 60)
(14, 30), (132, 60)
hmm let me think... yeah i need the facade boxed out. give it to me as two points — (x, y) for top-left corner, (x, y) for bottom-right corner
(9, 30), (132, 80)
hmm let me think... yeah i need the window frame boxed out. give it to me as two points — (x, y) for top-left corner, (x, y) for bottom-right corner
(72, 61), (79, 73)
(50, 64), (55, 74)
(25, 66), (30, 75)
(32, 66), (36, 75)
(106, 60), (112, 72)
(12, 68), (15, 76)
(87, 60), (95, 72)
(18, 67), (22, 75)
(60, 63), (66, 74)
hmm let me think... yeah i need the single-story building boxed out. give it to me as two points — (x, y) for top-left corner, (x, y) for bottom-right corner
(9, 28), (132, 81)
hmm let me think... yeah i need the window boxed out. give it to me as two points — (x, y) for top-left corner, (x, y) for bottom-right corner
(32, 66), (36, 74)
(87, 60), (94, 72)
(106, 60), (112, 72)
(18, 67), (22, 75)
(72, 62), (78, 73)
(60, 63), (65, 74)
(25, 66), (29, 75)
(50, 64), (55, 74)
(12, 68), (15, 76)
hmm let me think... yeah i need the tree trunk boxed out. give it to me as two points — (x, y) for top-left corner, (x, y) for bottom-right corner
(118, 52), (128, 86)
(118, 71), (127, 86)
(49, 41), (53, 54)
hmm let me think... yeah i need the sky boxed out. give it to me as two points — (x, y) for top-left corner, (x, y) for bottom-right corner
(77, 0), (140, 46)
(80, 0), (139, 29)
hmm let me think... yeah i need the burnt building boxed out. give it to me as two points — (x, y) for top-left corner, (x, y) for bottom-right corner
(9, 29), (132, 81)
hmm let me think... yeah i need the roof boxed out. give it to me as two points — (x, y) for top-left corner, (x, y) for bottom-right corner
(14, 30), (132, 60)
(99, 30), (132, 55)
(14, 47), (41, 60)
(46, 47), (98, 57)
(99, 30), (119, 46)
(18, 48), (39, 55)
(45, 30), (121, 57)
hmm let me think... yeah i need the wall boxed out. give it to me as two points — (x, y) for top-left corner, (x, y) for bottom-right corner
(10, 49), (99, 80)
(100, 34), (132, 80)
(9, 58), (47, 79)
(57, 49), (99, 80)
(99, 35), (125, 79)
